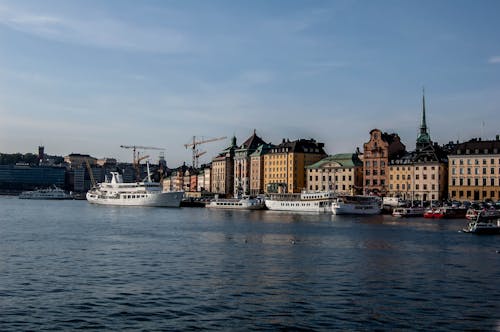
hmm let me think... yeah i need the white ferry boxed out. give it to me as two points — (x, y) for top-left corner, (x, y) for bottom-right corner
(331, 195), (381, 215)
(206, 196), (265, 210)
(19, 186), (72, 200)
(265, 191), (337, 213)
(86, 169), (183, 207)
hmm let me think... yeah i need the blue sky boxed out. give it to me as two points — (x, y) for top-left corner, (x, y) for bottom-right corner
(1, 0), (499, 166)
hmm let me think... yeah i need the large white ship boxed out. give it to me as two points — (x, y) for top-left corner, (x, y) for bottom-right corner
(86, 171), (183, 207)
(331, 195), (381, 215)
(265, 191), (336, 213)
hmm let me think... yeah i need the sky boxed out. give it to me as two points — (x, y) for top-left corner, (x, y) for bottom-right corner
(1, 0), (500, 166)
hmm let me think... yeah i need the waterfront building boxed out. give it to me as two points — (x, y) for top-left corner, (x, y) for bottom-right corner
(211, 137), (237, 197)
(448, 136), (500, 201)
(306, 153), (363, 195)
(388, 93), (448, 201)
(0, 165), (66, 191)
(197, 170), (205, 192)
(64, 153), (97, 168)
(250, 143), (274, 196)
(363, 129), (406, 195)
(233, 130), (267, 196)
(263, 138), (327, 193)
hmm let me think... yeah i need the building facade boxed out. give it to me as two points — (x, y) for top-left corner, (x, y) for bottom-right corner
(249, 143), (273, 196)
(233, 130), (266, 196)
(448, 137), (500, 201)
(264, 139), (327, 193)
(363, 129), (406, 195)
(387, 93), (448, 201)
(211, 137), (237, 196)
(306, 153), (363, 195)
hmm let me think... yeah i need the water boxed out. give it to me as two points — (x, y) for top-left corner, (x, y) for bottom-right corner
(0, 196), (498, 331)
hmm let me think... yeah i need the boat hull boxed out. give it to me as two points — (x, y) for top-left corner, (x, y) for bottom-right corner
(86, 191), (183, 207)
(265, 199), (332, 213)
(331, 204), (381, 215)
(207, 198), (265, 210)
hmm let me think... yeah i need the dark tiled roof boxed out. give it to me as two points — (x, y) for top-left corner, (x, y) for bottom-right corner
(452, 138), (500, 155)
(272, 138), (326, 154)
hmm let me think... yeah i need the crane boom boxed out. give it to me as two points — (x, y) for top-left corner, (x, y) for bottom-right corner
(184, 136), (227, 168)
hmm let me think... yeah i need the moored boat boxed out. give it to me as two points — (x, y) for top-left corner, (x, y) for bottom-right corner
(265, 191), (336, 213)
(331, 195), (381, 215)
(462, 211), (500, 234)
(19, 186), (72, 200)
(392, 206), (425, 217)
(206, 196), (265, 210)
(86, 170), (183, 207)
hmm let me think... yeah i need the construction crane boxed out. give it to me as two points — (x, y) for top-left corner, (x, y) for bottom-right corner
(120, 145), (165, 181)
(184, 136), (227, 168)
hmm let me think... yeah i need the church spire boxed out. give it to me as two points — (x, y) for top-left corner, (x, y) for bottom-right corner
(416, 87), (431, 149)
(420, 87), (428, 135)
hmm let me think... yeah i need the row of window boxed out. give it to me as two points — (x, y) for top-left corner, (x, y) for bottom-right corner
(309, 184), (349, 191)
(390, 174), (439, 180)
(309, 175), (352, 182)
(451, 178), (499, 186)
(451, 167), (498, 175)
(365, 179), (386, 186)
(450, 190), (499, 199)
(389, 183), (436, 191)
(365, 161), (386, 167)
(366, 170), (386, 176)
(456, 148), (499, 155)
(451, 158), (499, 165)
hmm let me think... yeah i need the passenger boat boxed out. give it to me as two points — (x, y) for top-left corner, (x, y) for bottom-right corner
(331, 195), (381, 215)
(265, 191), (336, 213)
(392, 206), (425, 217)
(206, 196), (265, 210)
(19, 186), (72, 200)
(462, 211), (500, 234)
(86, 168), (183, 207)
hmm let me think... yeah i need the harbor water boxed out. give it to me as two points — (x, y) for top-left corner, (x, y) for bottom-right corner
(0, 196), (498, 331)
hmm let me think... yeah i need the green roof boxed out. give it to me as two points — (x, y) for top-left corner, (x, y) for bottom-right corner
(306, 153), (362, 169)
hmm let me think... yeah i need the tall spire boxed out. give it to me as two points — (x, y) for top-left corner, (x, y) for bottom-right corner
(416, 87), (431, 148)
(420, 87), (428, 135)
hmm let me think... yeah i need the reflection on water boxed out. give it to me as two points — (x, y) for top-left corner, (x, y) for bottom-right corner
(0, 197), (498, 331)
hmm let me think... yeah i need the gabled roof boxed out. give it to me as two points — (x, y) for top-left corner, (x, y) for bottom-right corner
(239, 130), (266, 151)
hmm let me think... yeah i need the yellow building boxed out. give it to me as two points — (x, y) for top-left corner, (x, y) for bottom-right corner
(249, 143), (273, 196)
(387, 93), (448, 201)
(263, 139), (326, 193)
(448, 137), (500, 201)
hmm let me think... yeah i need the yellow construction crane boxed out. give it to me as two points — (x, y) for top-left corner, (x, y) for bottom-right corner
(120, 145), (165, 181)
(184, 136), (227, 168)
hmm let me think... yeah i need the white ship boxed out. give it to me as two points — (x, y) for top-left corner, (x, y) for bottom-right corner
(331, 195), (381, 215)
(86, 170), (183, 207)
(19, 186), (72, 200)
(265, 191), (337, 213)
(206, 196), (265, 210)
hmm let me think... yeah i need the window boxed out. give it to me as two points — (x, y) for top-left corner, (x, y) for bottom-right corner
(467, 168), (471, 175)
(416, 174), (419, 180)
(431, 174), (435, 180)
(491, 178), (495, 186)
(365, 161), (370, 167)
(373, 161), (378, 167)
(483, 168), (487, 174)
(416, 184), (419, 190)
(483, 159), (487, 165)
(483, 178), (487, 186)
(423, 174), (427, 180)
(366, 180), (370, 185)
(491, 168), (495, 174)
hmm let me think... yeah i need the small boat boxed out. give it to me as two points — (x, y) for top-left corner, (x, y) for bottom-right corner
(19, 186), (72, 200)
(392, 206), (425, 217)
(423, 208), (445, 219)
(331, 195), (381, 215)
(265, 191), (336, 213)
(206, 196), (265, 210)
(462, 211), (500, 234)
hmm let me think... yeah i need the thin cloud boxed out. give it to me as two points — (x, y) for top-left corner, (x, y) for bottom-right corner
(488, 56), (500, 64)
(0, 4), (190, 54)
